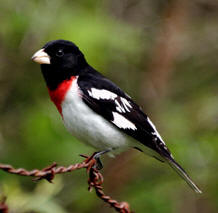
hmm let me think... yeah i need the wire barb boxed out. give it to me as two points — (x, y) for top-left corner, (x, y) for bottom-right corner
(0, 154), (132, 213)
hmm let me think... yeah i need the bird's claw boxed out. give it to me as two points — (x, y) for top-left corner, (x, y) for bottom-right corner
(80, 150), (110, 171)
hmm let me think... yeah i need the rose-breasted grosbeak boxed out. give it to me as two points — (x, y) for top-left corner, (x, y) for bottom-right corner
(32, 39), (201, 193)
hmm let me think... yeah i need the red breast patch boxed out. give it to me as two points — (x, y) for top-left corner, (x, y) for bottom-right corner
(48, 76), (76, 115)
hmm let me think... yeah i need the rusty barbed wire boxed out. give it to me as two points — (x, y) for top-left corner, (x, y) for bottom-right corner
(0, 154), (132, 213)
(88, 167), (131, 213)
(0, 197), (8, 213)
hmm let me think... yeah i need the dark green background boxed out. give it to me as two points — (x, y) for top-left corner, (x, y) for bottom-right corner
(0, 0), (218, 212)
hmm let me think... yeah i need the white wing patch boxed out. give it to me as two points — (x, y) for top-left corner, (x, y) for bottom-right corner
(88, 88), (117, 100)
(121, 97), (132, 112)
(115, 97), (132, 113)
(147, 117), (165, 145)
(88, 88), (132, 113)
(112, 112), (137, 130)
(115, 100), (125, 113)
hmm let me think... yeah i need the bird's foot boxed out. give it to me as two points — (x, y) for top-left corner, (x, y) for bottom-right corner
(92, 150), (110, 170)
(81, 150), (110, 170)
(94, 157), (103, 170)
(81, 150), (111, 170)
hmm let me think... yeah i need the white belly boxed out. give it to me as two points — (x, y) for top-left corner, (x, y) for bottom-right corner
(61, 78), (131, 152)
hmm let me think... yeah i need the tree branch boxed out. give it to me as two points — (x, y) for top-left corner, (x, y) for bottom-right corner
(0, 154), (132, 213)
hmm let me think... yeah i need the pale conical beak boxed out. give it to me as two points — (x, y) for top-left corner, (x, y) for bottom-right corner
(31, 49), (51, 64)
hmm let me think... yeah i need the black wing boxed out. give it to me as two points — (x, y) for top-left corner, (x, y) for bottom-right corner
(78, 71), (172, 158)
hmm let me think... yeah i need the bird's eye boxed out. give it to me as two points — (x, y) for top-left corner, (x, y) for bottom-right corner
(56, 50), (64, 57)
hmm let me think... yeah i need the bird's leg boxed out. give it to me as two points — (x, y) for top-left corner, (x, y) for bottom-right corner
(92, 150), (110, 170)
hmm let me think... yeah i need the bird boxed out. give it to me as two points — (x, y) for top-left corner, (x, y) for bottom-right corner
(32, 39), (201, 193)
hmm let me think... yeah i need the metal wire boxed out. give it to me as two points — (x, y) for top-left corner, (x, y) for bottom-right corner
(0, 154), (132, 213)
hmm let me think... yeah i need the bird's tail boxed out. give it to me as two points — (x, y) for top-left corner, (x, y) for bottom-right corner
(166, 157), (202, 193)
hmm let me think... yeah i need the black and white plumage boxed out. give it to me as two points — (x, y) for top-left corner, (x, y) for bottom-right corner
(32, 39), (202, 193)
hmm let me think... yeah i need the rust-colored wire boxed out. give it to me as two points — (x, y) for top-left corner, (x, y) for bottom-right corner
(0, 197), (8, 213)
(88, 167), (131, 213)
(0, 154), (132, 213)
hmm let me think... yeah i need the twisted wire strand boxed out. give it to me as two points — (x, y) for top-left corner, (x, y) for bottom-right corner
(88, 168), (131, 213)
(0, 155), (132, 213)
(0, 197), (8, 213)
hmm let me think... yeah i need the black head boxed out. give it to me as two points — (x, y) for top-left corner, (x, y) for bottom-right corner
(32, 39), (88, 90)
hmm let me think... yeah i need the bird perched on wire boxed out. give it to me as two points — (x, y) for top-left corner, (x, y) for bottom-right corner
(32, 39), (201, 193)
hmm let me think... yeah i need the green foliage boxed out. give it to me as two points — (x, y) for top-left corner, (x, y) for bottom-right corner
(0, 0), (218, 212)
